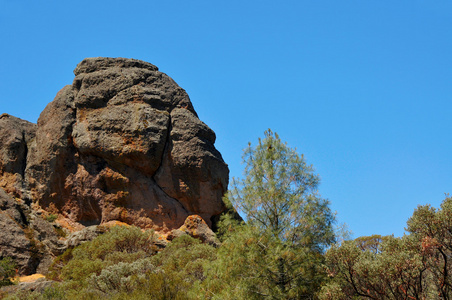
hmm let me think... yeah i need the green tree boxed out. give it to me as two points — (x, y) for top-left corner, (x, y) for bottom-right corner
(320, 235), (428, 300)
(406, 195), (452, 299)
(229, 129), (335, 250)
(320, 195), (452, 300)
(203, 129), (336, 299)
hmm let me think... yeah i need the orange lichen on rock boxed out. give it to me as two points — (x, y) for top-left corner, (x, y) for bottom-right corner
(167, 215), (220, 247)
(179, 215), (207, 237)
(55, 217), (85, 233)
(101, 220), (130, 228)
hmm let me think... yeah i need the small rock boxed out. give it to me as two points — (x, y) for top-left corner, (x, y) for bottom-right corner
(169, 215), (220, 247)
(64, 225), (106, 248)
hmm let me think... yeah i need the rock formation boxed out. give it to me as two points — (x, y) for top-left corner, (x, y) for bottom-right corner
(0, 188), (63, 274)
(0, 57), (229, 233)
(0, 114), (36, 199)
(168, 215), (220, 247)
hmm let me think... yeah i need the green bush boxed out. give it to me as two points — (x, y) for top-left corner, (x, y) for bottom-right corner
(151, 234), (216, 274)
(146, 235), (217, 299)
(38, 234), (217, 300)
(320, 196), (452, 299)
(0, 257), (16, 287)
(47, 248), (73, 281)
(45, 214), (58, 223)
(89, 258), (157, 295)
(60, 225), (157, 283)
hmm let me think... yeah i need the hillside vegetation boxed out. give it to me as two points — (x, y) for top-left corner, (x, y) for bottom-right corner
(1, 130), (450, 299)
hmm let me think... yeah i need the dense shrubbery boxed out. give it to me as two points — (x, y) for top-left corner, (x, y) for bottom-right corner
(2, 131), (450, 299)
(88, 258), (156, 295)
(319, 195), (452, 300)
(5, 227), (218, 300)
(8, 196), (449, 300)
(60, 225), (157, 283)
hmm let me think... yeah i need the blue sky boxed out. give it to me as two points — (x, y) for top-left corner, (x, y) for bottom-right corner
(1, 1), (451, 238)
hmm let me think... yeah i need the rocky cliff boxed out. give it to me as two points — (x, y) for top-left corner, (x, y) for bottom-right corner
(0, 57), (229, 234)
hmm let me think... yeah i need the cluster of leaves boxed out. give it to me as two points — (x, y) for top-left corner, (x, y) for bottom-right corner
(49, 225), (157, 283)
(319, 195), (452, 300)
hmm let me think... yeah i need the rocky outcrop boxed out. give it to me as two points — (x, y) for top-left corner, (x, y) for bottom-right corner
(1, 57), (229, 235)
(0, 114), (36, 199)
(0, 188), (64, 275)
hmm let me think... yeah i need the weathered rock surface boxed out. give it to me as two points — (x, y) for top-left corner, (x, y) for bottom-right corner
(1, 57), (229, 237)
(168, 215), (220, 247)
(0, 188), (63, 274)
(0, 277), (55, 295)
(64, 225), (106, 248)
(0, 114), (36, 198)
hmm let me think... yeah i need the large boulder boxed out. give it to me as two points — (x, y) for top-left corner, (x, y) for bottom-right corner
(2, 57), (228, 233)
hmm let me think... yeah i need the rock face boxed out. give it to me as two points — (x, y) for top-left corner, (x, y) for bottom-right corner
(0, 114), (36, 198)
(0, 188), (63, 274)
(1, 57), (229, 233)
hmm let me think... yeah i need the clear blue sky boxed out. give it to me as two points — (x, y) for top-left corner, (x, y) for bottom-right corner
(1, 1), (451, 238)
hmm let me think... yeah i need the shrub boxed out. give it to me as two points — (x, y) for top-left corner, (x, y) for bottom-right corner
(61, 225), (157, 282)
(45, 214), (58, 223)
(0, 257), (16, 287)
(89, 258), (157, 295)
(151, 234), (216, 274)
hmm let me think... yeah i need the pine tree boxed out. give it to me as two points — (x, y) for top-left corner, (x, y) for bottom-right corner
(203, 129), (336, 299)
(230, 129), (335, 250)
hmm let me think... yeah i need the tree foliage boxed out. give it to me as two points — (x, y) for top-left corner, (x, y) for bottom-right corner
(202, 129), (336, 299)
(406, 195), (452, 299)
(4, 130), (448, 300)
(320, 195), (452, 300)
(197, 221), (330, 299)
(229, 129), (335, 249)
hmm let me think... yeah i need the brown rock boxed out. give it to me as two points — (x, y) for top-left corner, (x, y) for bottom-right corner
(168, 215), (220, 247)
(155, 108), (229, 225)
(0, 114), (36, 198)
(25, 85), (76, 211)
(0, 188), (63, 275)
(0, 209), (34, 273)
(1, 57), (228, 233)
